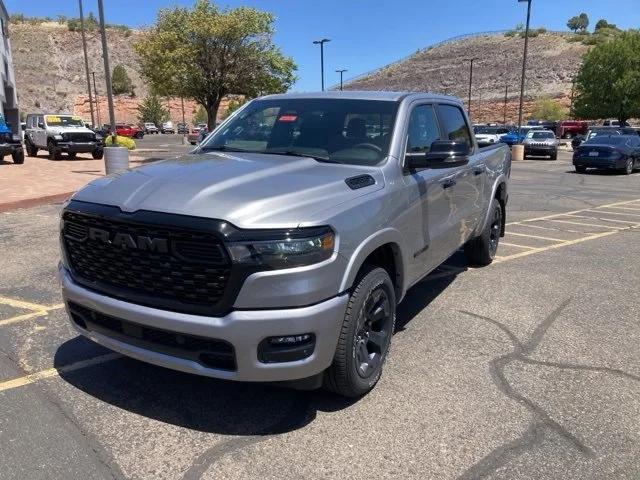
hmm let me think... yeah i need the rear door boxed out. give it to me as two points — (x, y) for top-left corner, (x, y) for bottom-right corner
(435, 103), (485, 245)
(36, 115), (47, 147)
(401, 103), (460, 283)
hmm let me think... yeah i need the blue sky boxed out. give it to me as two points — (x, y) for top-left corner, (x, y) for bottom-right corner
(7, 0), (640, 91)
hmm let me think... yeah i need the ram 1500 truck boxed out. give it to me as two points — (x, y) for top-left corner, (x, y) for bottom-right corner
(59, 92), (511, 397)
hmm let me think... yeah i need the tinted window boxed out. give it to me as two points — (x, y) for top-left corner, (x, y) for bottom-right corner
(437, 105), (471, 145)
(201, 99), (399, 166)
(585, 136), (626, 145)
(529, 131), (555, 139)
(406, 105), (440, 153)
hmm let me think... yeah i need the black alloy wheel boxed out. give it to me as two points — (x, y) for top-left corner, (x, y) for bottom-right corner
(354, 286), (393, 379)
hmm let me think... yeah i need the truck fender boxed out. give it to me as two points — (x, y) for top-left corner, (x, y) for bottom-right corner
(479, 174), (509, 235)
(338, 228), (406, 298)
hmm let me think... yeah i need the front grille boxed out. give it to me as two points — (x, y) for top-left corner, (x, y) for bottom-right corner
(0, 132), (11, 142)
(64, 132), (95, 142)
(68, 302), (236, 371)
(62, 210), (232, 315)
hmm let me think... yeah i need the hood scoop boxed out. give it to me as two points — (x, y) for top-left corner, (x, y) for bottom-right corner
(345, 174), (376, 190)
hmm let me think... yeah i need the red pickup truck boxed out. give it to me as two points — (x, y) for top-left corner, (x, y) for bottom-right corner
(115, 123), (144, 139)
(556, 120), (588, 139)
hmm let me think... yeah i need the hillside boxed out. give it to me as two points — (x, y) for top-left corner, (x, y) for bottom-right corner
(344, 32), (590, 123)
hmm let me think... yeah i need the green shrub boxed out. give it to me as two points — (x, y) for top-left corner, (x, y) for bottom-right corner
(105, 135), (136, 150)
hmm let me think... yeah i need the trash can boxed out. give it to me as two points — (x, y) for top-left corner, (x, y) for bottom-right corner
(104, 146), (130, 175)
(512, 144), (524, 161)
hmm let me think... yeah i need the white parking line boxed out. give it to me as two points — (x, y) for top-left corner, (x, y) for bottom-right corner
(506, 232), (565, 242)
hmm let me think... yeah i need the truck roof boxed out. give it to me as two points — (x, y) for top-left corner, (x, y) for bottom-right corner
(261, 90), (460, 103)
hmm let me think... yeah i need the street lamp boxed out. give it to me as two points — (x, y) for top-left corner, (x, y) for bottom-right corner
(313, 38), (331, 91)
(467, 58), (478, 117)
(335, 69), (347, 91)
(517, 0), (532, 141)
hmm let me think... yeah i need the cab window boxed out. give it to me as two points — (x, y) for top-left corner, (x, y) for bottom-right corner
(405, 105), (440, 154)
(437, 104), (472, 146)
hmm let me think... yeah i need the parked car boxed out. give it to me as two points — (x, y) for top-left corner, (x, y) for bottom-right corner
(603, 119), (629, 127)
(161, 121), (175, 134)
(58, 91), (511, 397)
(24, 113), (103, 160)
(573, 135), (640, 175)
(499, 125), (544, 146)
(177, 122), (189, 134)
(115, 123), (144, 139)
(474, 125), (510, 147)
(572, 126), (640, 150)
(0, 113), (24, 164)
(187, 123), (209, 145)
(556, 120), (589, 139)
(522, 130), (558, 160)
(143, 122), (158, 134)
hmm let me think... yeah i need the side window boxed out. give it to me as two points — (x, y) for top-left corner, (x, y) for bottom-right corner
(405, 105), (440, 154)
(38, 115), (44, 128)
(437, 104), (472, 145)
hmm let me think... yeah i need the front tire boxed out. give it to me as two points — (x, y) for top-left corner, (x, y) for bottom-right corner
(92, 148), (104, 160)
(25, 139), (38, 157)
(465, 198), (502, 266)
(550, 150), (558, 160)
(12, 150), (25, 164)
(48, 140), (62, 160)
(324, 265), (396, 397)
(622, 158), (634, 175)
(67, 152), (77, 160)
(575, 165), (587, 173)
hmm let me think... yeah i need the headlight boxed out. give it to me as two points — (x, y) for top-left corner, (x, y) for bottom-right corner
(12, 134), (20, 142)
(54, 134), (63, 141)
(227, 227), (335, 269)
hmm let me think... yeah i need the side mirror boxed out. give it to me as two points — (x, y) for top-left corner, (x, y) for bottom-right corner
(405, 140), (470, 169)
(38, 122), (45, 129)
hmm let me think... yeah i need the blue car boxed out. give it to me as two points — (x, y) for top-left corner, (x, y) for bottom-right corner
(500, 126), (545, 146)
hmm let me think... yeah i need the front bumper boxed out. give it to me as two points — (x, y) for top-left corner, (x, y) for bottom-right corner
(524, 145), (556, 155)
(57, 141), (100, 153)
(0, 143), (22, 155)
(59, 264), (348, 382)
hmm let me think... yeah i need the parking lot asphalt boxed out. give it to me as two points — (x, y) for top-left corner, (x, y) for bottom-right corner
(1, 150), (640, 480)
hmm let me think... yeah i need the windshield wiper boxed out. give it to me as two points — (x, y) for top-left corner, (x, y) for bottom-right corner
(265, 149), (339, 163)
(198, 145), (255, 153)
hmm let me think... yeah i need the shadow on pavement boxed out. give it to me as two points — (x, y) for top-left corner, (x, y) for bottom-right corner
(54, 255), (464, 436)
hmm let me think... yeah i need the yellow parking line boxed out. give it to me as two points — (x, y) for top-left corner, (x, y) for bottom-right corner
(0, 305), (65, 327)
(499, 242), (537, 250)
(495, 229), (619, 263)
(0, 353), (121, 394)
(594, 209), (640, 218)
(563, 214), (640, 225)
(546, 219), (621, 230)
(506, 232), (565, 242)
(0, 296), (52, 312)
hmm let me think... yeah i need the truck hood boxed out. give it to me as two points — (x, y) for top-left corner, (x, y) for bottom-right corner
(49, 126), (95, 135)
(72, 151), (385, 228)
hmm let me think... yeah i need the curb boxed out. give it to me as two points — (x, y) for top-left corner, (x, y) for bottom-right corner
(0, 191), (75, 213)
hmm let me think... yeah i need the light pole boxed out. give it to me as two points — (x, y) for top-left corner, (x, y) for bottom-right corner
(79, 0), (95, 127)
(467, 58), (478, 117)
(335, 69), (347, 91)
(313, 38), (331, 91)
(97, 0), (116, 135)
(91, 72), (101, 127)
(517, 0), (532, 141)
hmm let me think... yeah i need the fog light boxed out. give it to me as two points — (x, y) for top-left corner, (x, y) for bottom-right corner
(258, 333), (316, 363)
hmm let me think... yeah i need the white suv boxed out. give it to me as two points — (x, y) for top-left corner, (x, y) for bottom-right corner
(24, 114), (103, 160)
(144, 122), (158, 134)
(161, 121), (175, 134)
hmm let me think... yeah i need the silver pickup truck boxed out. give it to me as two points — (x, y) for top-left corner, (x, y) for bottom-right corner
(59, 91), (511, 397)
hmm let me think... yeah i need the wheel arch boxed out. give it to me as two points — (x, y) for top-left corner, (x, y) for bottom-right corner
(339, 229), (406, 303)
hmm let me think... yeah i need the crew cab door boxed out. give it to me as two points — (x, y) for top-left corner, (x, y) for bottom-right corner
(400, 104), (461, 283)
(35, 115), (47, 147)
(435, 104), (485, 244)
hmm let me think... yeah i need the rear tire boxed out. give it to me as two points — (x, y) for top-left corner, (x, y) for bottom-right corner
(67, 152), (77, 160)
(92, 148), (104, 160)
(465, 198), (502, 266)
(12, 150), (25, 164)
(575, 166), (587, 173)
(324, 265), (396, 398)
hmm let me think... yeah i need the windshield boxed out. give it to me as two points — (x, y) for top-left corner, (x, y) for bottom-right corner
(45, 115), (84, 127)
(528, 131), (555, 139)
(588, 129), (618, 139)
(476, 127), (503, 135)
(200, 98), (399, 165)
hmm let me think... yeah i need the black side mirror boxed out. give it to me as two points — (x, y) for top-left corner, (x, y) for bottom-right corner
(38, 122), (45, 129)
(405, 140), (470, 169)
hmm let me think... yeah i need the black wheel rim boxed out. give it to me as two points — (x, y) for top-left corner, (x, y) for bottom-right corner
(354, 286), (393, 379)
(489, 205), (502, 256)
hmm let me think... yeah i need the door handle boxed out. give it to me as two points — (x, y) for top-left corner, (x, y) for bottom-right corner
(473, 167), (485, 175)
(441, 178), (456, 189)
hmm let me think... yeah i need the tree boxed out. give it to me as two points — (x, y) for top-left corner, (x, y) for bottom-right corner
(573, 31), (640, 125)
(137, 93), (169, 126)
(595, 19), (617, 32)
(567, 13), (589, 33)
(192, 105), (207, 124)
(530, 97), (567, 122)
(134, 0), (296, 129)
(112, 65), (134, 96)
(223, 97), (247, 119)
